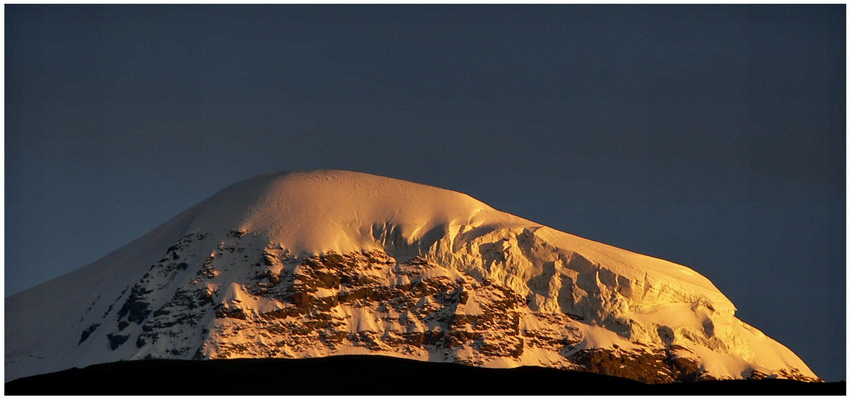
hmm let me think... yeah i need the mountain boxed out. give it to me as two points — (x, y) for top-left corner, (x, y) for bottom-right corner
(5, 170), (819, 384)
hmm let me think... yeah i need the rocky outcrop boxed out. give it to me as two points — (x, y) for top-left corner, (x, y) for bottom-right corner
(81, 232), (818, 384)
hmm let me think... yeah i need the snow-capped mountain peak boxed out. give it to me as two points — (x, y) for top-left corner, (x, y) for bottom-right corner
(6, 170), (819, 383)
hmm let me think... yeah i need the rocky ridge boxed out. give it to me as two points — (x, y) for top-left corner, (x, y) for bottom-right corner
(81, 230), (814, 384)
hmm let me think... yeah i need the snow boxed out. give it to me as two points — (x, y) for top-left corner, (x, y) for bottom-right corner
(4, 169), (820, 383)
(185, 170), (531, 259)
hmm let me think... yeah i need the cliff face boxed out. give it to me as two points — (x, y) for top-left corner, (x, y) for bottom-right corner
(6, 170), (819, 383)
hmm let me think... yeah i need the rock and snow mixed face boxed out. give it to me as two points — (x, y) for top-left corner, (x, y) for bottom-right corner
(5, 170), (820, 383)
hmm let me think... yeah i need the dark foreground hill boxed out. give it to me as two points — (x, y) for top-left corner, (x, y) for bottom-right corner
(5, 355), (844, 395)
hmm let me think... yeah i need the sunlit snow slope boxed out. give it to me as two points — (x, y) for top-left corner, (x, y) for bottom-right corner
(5, 170), (819, 383)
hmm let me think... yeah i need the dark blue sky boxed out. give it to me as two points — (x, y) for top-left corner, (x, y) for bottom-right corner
(5, 5), (845, 380)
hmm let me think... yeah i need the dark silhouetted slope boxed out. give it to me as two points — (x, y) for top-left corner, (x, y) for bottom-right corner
(5, 356), (843, 395)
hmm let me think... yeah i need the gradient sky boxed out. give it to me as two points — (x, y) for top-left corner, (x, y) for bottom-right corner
(5, 5), (845, 381)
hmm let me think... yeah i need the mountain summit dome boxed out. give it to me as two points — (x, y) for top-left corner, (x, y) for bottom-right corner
(183, 169), (531, 256)
(6, 170), (819, 383)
